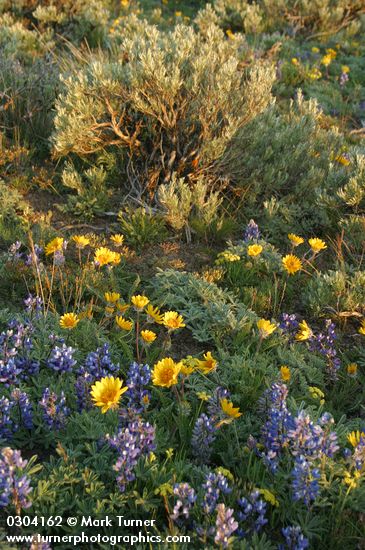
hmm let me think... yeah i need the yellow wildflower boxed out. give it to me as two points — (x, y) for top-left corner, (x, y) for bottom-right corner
(45, 237), (64, 256)
(141, 330), (157, 344)
(163, 311), (185, 331)
(166, 448), (174, 459)
(257, 489), (279, 507)
(288, 234), (304, 247)
(180, 363), (195, 377)
(152, 357), (181, 388)
(347, 430), (365, 448)
(280, 366), (291, 382)
(219, 251), (240, 262)
(195, 351), (217, 374)
(220, 398), (242, 418)
(282, 254), (302, 275)
(308, 238), (327, 254)
(59, 312), (79, 330)
(358, 320), (365, 336)
(308, 68), (322, 80)
(116, 302), (130, 314)
(257, 319), (276, 339)
(296, 320), (312, 341)
(146, 304), (164, 324)
(94, 247), (117, 267)
(311, 47), (320, 53)
(197, 391), (211, 401)
(226, 29), (235, 39)
(341, 65), (350, 74)
(104, 306), (115, 315)
(326, 48), (337, 59)
(347, 363), (358, 377)
(291, 58), (299, 65)
(321, 54), (332, 66)
(110, 234), (124, 246)
(247, 244), (263, 257)
(90, 376), (128, 413)
(131, 295), (149, 311)
(308, 386), (325, 404)
(104, 292), (120, 303)
(343, 470), (361, 490)
(335, 154), (351, 166)
(72, 235), (90, 249)
(115, 316), (133, 331)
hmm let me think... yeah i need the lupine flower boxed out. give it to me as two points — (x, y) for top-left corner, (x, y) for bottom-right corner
(308, 319), (341, 378)
(247, 244), (263, 257)
(90, 376), (128, 413)
(163, 311), (185, 330)
(214, 503), (238, 548)
(25, 244), (43, 266)
(202, 472), (231, 514)
(237, 490), (268, 539)
(282, 255), (302, 275)
(192, 413), (217, 462)
(291, 455), (320, 505)
(24, 294), (42, 316)
(39, 388), (69, 430)
(280, 313), (299, 340)
(59, 313), (79, 330)
(11, 389), (33, 430)
(47, 344), (76, 373)
(195, 351), (217, 374)
(243, 220), (260, 242)
(281, 525), (309, 550)
(152, 358), (181, 388)
(0, 397), (15, 439)
(171, 483), (196, 524)
(125, 362), (151, 413)
(0, 320), (39, 385)
(0, 447), (32, 511)
(107, 418), (155, 492)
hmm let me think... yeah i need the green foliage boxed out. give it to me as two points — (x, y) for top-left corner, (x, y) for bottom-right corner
(0, 179), (33, 243)
(118, 206), (168, 251)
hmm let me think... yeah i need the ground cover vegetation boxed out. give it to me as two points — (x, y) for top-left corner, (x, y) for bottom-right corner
(1, 0), (365, 548)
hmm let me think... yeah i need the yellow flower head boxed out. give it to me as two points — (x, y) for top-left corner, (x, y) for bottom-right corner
(226, 29), (235, 39)
(247, 244), (263, 257)
(296, 320), (312, 341)
(110, 234), (124, 246)
(280, 366), (291, 382)
(308, 68), (322, 80)
(288, 233), (304, 247)
(291, 58), (299, 65)
(326, 48), (337, 59)
(163, 311), (185, 331)
(308, 386), (325, 401)
(180, 363), (195, 377)
(90, 376), (128, 413)
(72, 235), (90, 249)
(311, 47), (320, 53)
(341, 65), (350, 74)
(308, 238), (327, 253)
(105, 305), (115, 316)
(195, 351), (217, 374)
(146, 304), (164, 324)
(197, 391), (211, 401)
(343, 470), (361, 490)
(115, 316), (133, 331)
(116, 302), (130, 314)
(45, 237), (64, 256)
(347, 430), (365, 448)
(131, 295), (149, 311)
(59, 312), (79, 330)
(218, 251), (240, 263)
(257, 488), (279, 507)
(335, 154), (350, 166)
(152, 357), (181, 388)
(358, 320), (365, 336)
(104, 292), (120, 303)
(282, 254), (302, 275)
(94, 247), (117, 267)
(321, 54), (332, 66)
(220, 398), (242, 419)
(141, 330), (157, 344)
(257, 319), (276, 339)
(347, 363), (358, 377)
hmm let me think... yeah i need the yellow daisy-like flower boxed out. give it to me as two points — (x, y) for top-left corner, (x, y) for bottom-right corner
(326, 48), (337, 59)
(111, 251), (121, 265)
(94, 247), (117, 267)
(358, 320), (365, 336)
(226, 29), (235, 39)
(163, 311), (185, 331)
(280, 366), (291, 382)
(152, 357), (181, 388)
(347, 430), (365, 448)
(131, 295), (149, 311)
(257, 488), (279, 507)
(296, 320), (312, 341)
(288, 233), (304, 247)
(247, 244), (263, 257)
(291, 58), (299, 65)
(90, 376), (128, 413)
(220, 398), (242, 419)
(145, 304), (164, 324)
(257, 319), (276, 339)
(197, 391), (211, 401)
(105, 305), (115, 316)
(45, 237), (64, 256)
(104, 292), (120, 303)
(335, 154), (351, 166)
(341, 65), (350, 74)
(321, 54), (332, 66)
(347, 363), (358, 377)
(195, 351), (217, 374)
(311, 47), (320, 53)
(110, 234), (124, 246)
(116, 302), (130, 314)
(115, 316), (133, 331)
(282, 254), (302, 275)
(59, 312), (79, 330)
(141, 330), (157, 344)
(180, 363), (195, 377)
(308, 68), (322, 80)
(308, 238), (327, 253)
(72, 235), (90, 249)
